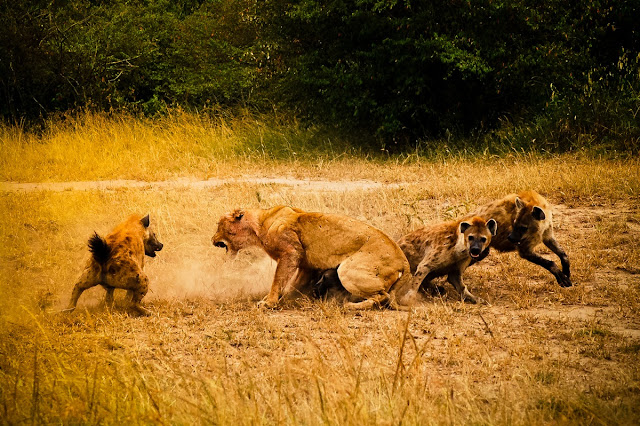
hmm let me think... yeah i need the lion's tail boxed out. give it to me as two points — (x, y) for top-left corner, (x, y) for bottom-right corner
(88, 232), (111, 265)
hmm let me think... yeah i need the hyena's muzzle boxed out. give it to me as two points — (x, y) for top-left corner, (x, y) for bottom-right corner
(469, 239), (487, 258)
(144, 231), (163, 257)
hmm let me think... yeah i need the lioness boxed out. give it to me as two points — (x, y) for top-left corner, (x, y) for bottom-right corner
(466, 190), (571, 287)
(211, 206), (412, 309)
(64, 214), (163, 315)
(397, 216), (497, 304)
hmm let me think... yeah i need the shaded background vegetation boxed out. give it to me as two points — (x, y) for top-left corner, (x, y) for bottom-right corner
(1, 0), (638, 152)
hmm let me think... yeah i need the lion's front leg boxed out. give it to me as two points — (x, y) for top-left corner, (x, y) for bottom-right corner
(259, 255), (301, 309)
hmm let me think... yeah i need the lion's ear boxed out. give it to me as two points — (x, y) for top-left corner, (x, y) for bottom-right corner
(141, 214), (150, 228)
(233, 210), (244, 221)
(515, 197), (525, 210)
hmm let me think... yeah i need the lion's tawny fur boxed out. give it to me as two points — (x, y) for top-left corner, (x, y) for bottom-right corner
(212, 205), (412, 309)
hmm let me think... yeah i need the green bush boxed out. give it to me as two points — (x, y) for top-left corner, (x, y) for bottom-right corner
(0, 0), (638, 152)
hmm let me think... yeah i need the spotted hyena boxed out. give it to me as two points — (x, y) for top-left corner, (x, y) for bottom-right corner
(467, 190), (571, 287)
(397, 216), (497, 304)
(64, 214), (163, 315)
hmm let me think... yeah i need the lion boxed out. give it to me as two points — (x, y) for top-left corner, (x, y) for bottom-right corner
(64, 214), (163, 315)
(211, 205), (412, 309)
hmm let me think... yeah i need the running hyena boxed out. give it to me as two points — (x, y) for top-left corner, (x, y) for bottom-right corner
(467, 190), (571, 287)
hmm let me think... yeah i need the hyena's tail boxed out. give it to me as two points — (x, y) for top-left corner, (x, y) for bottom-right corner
(88, 232), (111, 265)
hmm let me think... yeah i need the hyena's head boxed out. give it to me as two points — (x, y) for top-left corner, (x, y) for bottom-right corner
(459, 216), (497, 258)
(212, 209), (262, 256)
(507, 197), (547, 245)
(141, 214), (163, 257)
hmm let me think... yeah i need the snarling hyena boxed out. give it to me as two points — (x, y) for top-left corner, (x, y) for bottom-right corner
(396, 216), (497, 304)
(64, 214), (163, 315)
(466, 190), (571, 287)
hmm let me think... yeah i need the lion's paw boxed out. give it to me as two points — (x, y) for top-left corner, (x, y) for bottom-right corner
(257, 299), (279, 309)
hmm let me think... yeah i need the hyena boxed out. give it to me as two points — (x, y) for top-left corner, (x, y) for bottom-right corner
(64, 214), (163, 315)
(396, 216), (497, 304)
(466, 190), (571, 287)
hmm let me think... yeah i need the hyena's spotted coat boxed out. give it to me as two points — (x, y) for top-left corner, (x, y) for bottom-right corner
(64, 214), (163, 315)
(466, 190), (571, 287)
(397, 216), (497, 304)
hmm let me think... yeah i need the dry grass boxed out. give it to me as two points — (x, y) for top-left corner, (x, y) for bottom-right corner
(1, 114), (640, 424)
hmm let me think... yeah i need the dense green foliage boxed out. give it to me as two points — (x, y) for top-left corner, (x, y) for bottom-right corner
(1, 0), (638, 151)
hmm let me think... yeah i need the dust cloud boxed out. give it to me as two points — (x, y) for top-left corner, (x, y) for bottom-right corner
(148, 247), (276, 302)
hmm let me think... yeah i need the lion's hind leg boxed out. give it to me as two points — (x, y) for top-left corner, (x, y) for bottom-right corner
(337, 255), (401, 310)
(345, 291), (390, 310)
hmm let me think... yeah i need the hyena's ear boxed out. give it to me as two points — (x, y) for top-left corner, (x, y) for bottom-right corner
(459, 221), (471, 234)
(486, 219), (498, 236)
(515, 197), (525, 210)
(531, 206), (546, 221)
(141, 214), (150, 228)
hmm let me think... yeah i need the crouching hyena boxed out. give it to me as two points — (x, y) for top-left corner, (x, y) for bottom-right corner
(466, 190), (571, 287)
(64, 214), (163, 315)
(396, 216), (497, 305)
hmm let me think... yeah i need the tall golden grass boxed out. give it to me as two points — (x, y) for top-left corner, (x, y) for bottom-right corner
(0, 111), (359, 182)
(0, 113), (639, 424)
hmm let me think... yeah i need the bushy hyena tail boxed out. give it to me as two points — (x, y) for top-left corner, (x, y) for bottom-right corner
(88, 232), (111, 264)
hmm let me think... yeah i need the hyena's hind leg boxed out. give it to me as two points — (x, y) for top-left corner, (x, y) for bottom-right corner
(63, 265), (101, 312)
(103, 286), (115, 309)
(125, 272), (151, 316)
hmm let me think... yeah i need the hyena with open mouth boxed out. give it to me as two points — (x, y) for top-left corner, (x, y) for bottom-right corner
(397, 216), (497, 304)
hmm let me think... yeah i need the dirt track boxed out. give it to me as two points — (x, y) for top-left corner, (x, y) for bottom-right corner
(0, 177), (401, 192)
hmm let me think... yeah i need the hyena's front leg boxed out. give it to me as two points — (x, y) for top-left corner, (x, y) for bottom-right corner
(446, 271), (480, 304)
(400, 260), (433, 306)
(518, 246), (572, 288)
(63, 265), (101, 312)
(543, 236), (571, 281)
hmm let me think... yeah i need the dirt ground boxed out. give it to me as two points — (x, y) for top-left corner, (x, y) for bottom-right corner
(1, 176), (639, 424)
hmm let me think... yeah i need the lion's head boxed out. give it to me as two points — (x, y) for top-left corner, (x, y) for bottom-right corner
(211, 209), (262, 256)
